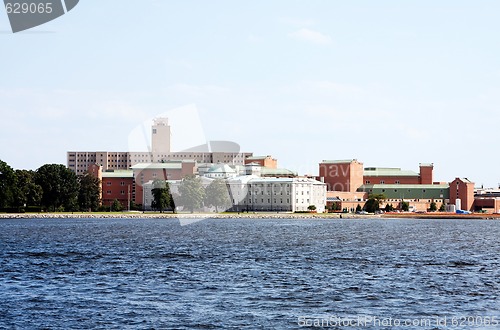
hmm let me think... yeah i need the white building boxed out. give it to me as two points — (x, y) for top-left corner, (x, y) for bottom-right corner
(151, 118), (171, 154)
(227, 176), (327, 213)
(201, 163), (238, 179)
(141, 175), (327, 213)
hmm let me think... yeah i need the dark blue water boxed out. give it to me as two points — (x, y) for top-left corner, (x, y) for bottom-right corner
(1, 218), (500, 329)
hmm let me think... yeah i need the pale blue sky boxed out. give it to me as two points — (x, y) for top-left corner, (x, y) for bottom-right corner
(1, 1), (499, 187)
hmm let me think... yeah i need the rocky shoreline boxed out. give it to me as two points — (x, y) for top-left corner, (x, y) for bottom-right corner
(3, 212), (497, 220)
(0, 212), (379, 220)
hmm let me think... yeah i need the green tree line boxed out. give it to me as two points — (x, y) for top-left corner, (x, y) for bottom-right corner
(0, 159), (101, 212)
(151, 176), (231, 213)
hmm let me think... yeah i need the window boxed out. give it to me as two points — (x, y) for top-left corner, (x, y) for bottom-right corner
(120, 181), (125, 186)
(365, 180), (371, 184)
(395, 180), (400, 184)
(106, 181), (111, 186)
(380, 180), (385, 184)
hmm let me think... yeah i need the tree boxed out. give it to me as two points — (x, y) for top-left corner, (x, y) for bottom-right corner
(364, 198), (379, 213)
(355, 204), (362, 213)
(178, 175), (205, 213)
(111, 199), (123, 212)
(151, 180), (175, 213)
(364, 194), (385, 213)
(429, 201), (437, 212)
(330, 202), (341, 212)
(204, 179), (230, 212)
(0, 160), (17, 210)
(307, 205), (317, 212)
(13, 170), (42, 211)
(78, 172), (101, 212)
(35, 164), (79, 212)
(439, 203), (446, 212)
(384, 203), (394, 212)
(401, 201), (410, 212)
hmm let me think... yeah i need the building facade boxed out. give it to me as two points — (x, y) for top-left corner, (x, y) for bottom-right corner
(227, 176), (327, 213)
(319, 159), (473, 212)
(67, 118), (253, 174)
(449, 178), (475, 211)
(101, 170), (135, 210)
(244, 155), (278, 169)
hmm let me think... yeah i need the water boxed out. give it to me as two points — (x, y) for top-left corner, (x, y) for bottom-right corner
(1, 218), (500, 329)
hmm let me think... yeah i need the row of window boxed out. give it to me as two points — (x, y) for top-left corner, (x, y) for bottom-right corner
(365, 180), (400, 184)
(106, 181), (129, 186)
(249, 191), (290, 195)
(243, 198), (313, 204)
(106, 190), (127, 195)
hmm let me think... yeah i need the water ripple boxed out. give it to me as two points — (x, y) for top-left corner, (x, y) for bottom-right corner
(1, 218), (500, 328)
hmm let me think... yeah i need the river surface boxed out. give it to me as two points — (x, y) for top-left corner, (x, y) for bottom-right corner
(1, 218), (500, 329)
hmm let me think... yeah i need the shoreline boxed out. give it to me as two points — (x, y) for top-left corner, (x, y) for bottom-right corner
(1, 212), (500, 220)
(382, 212), (500, 220)
(0, 212), (374, 220)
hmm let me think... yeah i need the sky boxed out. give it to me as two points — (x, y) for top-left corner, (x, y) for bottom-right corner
(1, 0), (500, 187)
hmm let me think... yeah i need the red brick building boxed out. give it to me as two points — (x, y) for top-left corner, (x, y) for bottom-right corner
(319, 159), (364, 192)
(101, 170), (135, 210)
(363, 164), (433, 185)
(244, 155), (278, 169)
(132, 161), (196, 205)
(319, 160), (435, 193)
(449, 178), (475, 211)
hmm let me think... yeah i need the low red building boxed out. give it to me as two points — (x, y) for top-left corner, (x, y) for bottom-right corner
(449, 178), (475, 211)
(101, 170), (135, 210)
(131, 161), (196, 205)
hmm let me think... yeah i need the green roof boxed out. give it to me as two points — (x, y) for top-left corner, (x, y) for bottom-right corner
(246, 156), (272, 160)
(261, 167), (297, 177)
(359, 184), (449, 199)
(102, 170), (134, 178)
(321, 159), (358, 164)
(207, 164), (236, 173)
(364, 167), (419, 177)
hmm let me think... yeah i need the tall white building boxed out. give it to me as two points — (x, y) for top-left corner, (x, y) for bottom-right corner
(151, 118), (171, 154)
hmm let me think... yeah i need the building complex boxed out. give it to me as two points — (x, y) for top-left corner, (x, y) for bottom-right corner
(68, 118), (497, 214)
